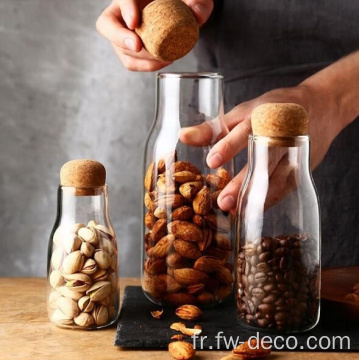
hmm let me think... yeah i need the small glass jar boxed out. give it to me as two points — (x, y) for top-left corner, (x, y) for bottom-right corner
(236, 134), (320, 333)
(47, 161), (119, 329)
(142, 73), (235, 307)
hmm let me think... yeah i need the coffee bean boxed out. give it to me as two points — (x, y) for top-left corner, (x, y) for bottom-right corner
(275, 312), (288, 322)
(247, 299), (255, 313)
(250, 255), (258, 266)
(257, 318), (270, 327)
(263, 294), (277, 304)
(255, 272), (267, 283)
(259, 251), (271, 262)
(256, 262), (268, 272)
(276, 247), (288, 257)
(279, 257), (289, 271)
(252, 288), (265, 299)
(247, 274), (255, 285)
(263, 283), (276, 292)
(258, 303), (274, 313)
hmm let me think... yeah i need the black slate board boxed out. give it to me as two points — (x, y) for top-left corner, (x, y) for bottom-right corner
(115, 286), (358, 352)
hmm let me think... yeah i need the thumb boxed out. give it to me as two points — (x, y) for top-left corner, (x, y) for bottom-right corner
(183, 0), (214, 26)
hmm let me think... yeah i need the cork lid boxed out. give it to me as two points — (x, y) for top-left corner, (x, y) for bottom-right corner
(60, 159), (106, 195)
(135, 0), (199, 62)
(252, 103), (309, 137)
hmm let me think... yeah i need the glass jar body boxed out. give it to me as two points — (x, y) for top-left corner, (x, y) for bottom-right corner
(47, 186), (120, 329)
(236, 136), (320, 333)
(142, 73), (235, 307)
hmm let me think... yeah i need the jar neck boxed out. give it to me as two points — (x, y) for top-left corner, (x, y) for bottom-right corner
(57, 186), (110, 226)
(249, 135), (311, 177)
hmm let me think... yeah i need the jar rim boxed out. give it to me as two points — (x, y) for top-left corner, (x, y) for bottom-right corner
(157, 72), (223, 79)
(250, 135), (310, 141)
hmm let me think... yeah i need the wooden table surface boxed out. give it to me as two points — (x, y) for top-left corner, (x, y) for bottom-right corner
(0, 278), (357, 360)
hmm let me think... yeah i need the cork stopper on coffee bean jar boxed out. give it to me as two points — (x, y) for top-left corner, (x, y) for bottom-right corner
(251, 103), (309, 146)
(60, 159), (106, 196)
(135, 0), (199, 62)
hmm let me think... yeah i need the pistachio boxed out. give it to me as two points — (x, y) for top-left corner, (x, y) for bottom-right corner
(91, 268), (108, 282)
(78, 295), (95, 313)
(78, 226), (98, 245)
(51, 308), (73, 325)
(62, 250), (84, 274)
(49, 291), (62, 310)
(86, 281), (112, 301)
(64, 273), (92, 292)
(74, 312), (95, 327)
(95, 224), (113, 238)
(98, 237), (115, 255)
(92, 304), (109, 326)
(51, 248), (64, 270)
(87, 220), (99, 227)
(80, 242), (95, 258)
(94, 249), (112, 270)
(49, 269), (64, 288)
(58, 286), (83, 301)
(56, 296), (80, 318)
(81, 258), (97, 275)
(100, 296), (111, 306)
(63, 234), (82, 254)
(72, 223), (85, 234)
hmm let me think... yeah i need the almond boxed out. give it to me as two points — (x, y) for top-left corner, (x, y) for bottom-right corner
(170, 322), (186, 331)
(187, 283), (205, 295)
(193, 186), (211, 215)
(144, 162), (156, 191)
(173, 239), (202, 260)
(213, 233), (232, 250)
(144, 274), (182, 295)
(171, 206), (194, 221)
(151, 218), (168, 243)
(206, 173), (228, 190)
(232, 338), (271, 358)
(154, 207), (168, 219)
(168, 341), (196, 360)
(164, 293), (197, 306)
(211, 190), (221, 209)
(144, 258), (167, 275)
(215, 284), (232, 300)
(158, 150), (177, 174)
(216, 266), (234, 285)
(168, 221), (202, 242)
(174, 268), (209, 286)
(173, 171), (200, 183)
(155, 194), (185, 209)
(192, 214), (205, 227)
(171, 161), (201, 175)
(179, 181), (203, 199)
(166, 252), (188, 268)
(144, 192), (154, 210)
(149, 234), (175, 258)
(150, 309), (164, 319)
(197, 291), (214, 305)
(198, 228), (212, 252)
(194, 256), (222, 273)
(145, 211), (156, 230)
(205, 212), (231, 233)
(205, 246), (231, 262)
(216, 168), (231, 183)
(175, 305), (203, 320)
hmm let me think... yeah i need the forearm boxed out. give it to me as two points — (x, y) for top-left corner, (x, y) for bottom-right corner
(301, 51), (359, 136)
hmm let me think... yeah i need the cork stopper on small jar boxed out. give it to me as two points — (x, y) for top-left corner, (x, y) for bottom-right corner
(60, 159), (106, 196)
(251, 103), (309, 146)
(135, 0), (199, 62)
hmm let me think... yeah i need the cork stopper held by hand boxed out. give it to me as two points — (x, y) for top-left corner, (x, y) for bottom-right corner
(251, 103), (309, 138)
(135, 0), (199, 62)
(60, 160), (106, 195)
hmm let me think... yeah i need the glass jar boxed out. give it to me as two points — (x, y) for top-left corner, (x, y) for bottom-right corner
(236, 135), (320, 333)
(47, 185), (119, 329)
(142, 73), (235, 307)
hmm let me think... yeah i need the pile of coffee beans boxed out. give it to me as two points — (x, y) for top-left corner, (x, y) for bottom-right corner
(236, 234), (319, 332)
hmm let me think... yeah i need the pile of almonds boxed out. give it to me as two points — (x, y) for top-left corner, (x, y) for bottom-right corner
(143, 153), (234, 306)
(48, 220), (118, 328)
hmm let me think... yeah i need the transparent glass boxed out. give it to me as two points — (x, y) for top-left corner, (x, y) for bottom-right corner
(236, 135), (320, 333)
(47, 186), (120, 329)
(142, 73), (235, 307)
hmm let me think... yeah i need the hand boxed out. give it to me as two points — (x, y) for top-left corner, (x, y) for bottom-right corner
(96, 0), (214, 72)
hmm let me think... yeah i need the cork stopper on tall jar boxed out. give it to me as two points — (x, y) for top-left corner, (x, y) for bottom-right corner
(251, 103), (309, 146)
(135, 0), (199, 62)
(60, 159), (106, 196)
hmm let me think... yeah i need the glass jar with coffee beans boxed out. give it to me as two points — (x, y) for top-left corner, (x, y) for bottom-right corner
(47, 160), (119, 329)
(142, 73), (235, 307)
(236, 104), (320, 333)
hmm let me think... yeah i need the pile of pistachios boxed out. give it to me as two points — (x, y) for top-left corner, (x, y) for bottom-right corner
(48, 220), (118, 328)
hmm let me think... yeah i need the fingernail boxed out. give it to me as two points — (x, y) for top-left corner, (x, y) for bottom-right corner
(123, 13), (132, 29)
(219, 195), (236, 211)
(124, 38), (136, 52)
(194, 3), (211, 18)
(207, 152), (223, 168)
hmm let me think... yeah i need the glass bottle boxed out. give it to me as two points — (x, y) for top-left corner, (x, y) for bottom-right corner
(236, 105), (321, 333)
(47, 160), (119, 329)
(142, 73), (235, 307)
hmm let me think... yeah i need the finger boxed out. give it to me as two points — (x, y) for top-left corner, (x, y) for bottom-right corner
(114, 49), (172, 71)
(112, 43), (172, 62)
(96, 2), (142, 52)
(183, 0), (214, 26)
(217, 165), (249, 212)
(206, 119), (252, 168)
(223, 101), (253, 130)
(119, 0), (141, 30)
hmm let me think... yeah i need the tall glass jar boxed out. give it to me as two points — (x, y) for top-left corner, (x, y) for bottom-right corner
(47, 160), (119, 329)
(142, 73), (234, 307)
(236, 133), (321, 333)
